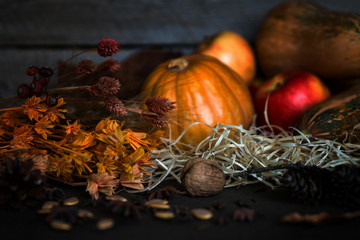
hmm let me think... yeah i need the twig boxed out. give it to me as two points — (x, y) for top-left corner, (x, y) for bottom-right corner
(233, 163), (301, 179)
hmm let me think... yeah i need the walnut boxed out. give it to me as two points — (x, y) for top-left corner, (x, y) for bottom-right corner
(180, 158), (225, 197)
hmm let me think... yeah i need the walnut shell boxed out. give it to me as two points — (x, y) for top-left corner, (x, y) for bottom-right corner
(180, 158), (225, 197)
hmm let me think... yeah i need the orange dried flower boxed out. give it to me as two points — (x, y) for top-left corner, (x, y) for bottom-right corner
(64, 120), (82, 136)
(86, 172), (119, 199)
(22, 96), (48, 121)
(120, 164), (144, 190)
(43, 98), (67, 122)
(34, 118), (55, 139)
(50, 154), (74, 180)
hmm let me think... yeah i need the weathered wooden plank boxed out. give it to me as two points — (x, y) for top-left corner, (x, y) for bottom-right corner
(1, 0), (359, 46)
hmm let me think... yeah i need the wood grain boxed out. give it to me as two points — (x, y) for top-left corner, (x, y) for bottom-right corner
(0, 0), (359, 97)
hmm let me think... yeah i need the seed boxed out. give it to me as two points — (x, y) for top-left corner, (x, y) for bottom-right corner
(145, 199), (168, 206)
(63, 197), (79, 206)
(50, 220), (72, 231)
(191, 208), (213, 220)
(105, 195), (127, 202)
(96, 218), (114, 230)
(77, 209), (94, 219)
(37, 208), (51, 215)
(42, 201), (59, 210)
(154, 211), (175, 220)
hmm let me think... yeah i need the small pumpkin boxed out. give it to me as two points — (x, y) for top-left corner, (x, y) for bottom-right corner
(297, 85), (360, 143)
(256, 1), (360, 79)
(140, 54), (254, 146)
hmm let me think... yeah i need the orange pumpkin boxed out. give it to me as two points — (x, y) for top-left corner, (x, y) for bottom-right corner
(141, 54), (254, 146)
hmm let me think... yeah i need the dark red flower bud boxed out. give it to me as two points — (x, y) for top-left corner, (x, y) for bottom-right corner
(17, 84), (32, 98)
(46, 95), (58, 107)
(39, 67), (54, 77)
(38, 76), (48, 86)
(26, 66), (40, 76)
(30, 80), (45, 96)
(97, 38), (120, 57)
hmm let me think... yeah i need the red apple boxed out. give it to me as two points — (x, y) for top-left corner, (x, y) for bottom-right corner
(195, 30), (256, 84)
(254, 70), (331, 132)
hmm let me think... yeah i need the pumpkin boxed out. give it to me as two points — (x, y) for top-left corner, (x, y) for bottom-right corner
(140, 54), (254, 146)
(256, 1), (360, 79)
(195, 30), (256, 85)
(296, 85), (360, 143)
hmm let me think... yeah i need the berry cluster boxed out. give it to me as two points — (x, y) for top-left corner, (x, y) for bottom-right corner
(17, 66), (58, 107)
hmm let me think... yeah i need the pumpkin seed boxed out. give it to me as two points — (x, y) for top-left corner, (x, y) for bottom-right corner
(96, 218), (114, 230)
(145, 199), (168, 206)
(191, 208), (213, 220)
(50, 220), (72, 231)
(77, 209), (94, 219)
(105, 195), (127, 202)
(42, 201), (59, 209)
(63, 197), (79, 206)
(154, 211), (175, 220)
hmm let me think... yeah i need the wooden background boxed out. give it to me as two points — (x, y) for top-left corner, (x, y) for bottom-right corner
(1, 0), (360, 98)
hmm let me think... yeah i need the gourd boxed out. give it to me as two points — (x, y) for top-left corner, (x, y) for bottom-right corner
(141, 54), (254, 146)
(296, 85), (360, 143)
(256, 1), (360, 79)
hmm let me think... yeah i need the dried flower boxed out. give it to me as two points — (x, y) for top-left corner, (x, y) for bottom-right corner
(104, 96), (127, 116)
(26, 66), (40, 76)
(17, 84), (32, 99)
(76, 60), (95, 74)
(39, 67), (54, 77)
(97, 38), (120, 57)
(100, 58), (121, 72)
(142, 113), (169, 128)
(89, 76), (121, 97)
(34, 118), (55, 139)
(22, 95), (48, 121)
(145, 96), (176, 115)
(64, 120), (82, 136)
(86, 172), (119, 200)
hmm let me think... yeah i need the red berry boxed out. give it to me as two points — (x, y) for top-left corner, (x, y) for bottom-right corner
(17, 84), (32, 98)
(26, 66), (40, 76)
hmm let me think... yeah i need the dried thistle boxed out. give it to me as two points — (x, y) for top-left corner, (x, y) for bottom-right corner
(142, 113), (169, 128)
(93, 76), (121, 97)
(76, 60), (95, 74)
(97, 38), (120, 57)
(104, 96), (127, 117)
(100, 58), (121, 72)
(145, 96), (176, 115)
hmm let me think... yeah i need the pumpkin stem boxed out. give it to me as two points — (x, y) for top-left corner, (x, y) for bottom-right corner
(168, 58), (188, 71)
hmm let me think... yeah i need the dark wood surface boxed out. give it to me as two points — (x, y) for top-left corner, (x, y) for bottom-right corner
(1, 0), (360, 98)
